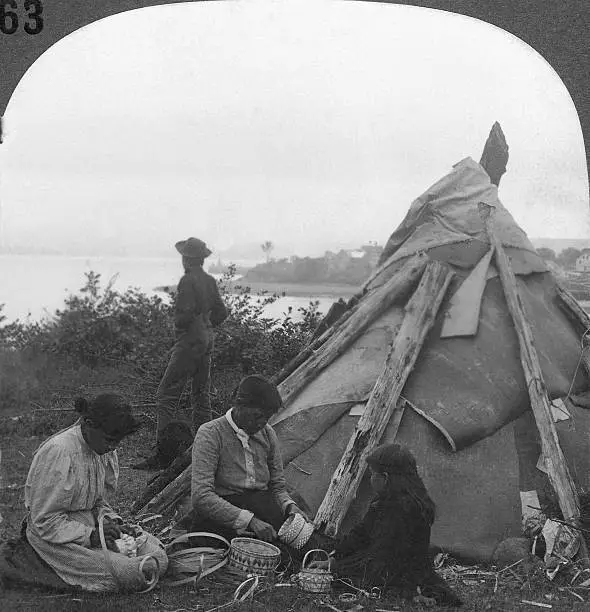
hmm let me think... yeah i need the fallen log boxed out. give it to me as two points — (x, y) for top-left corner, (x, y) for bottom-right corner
(137, 464), (191, 517)
(277, 253), (428, 409)
(313, 259), (454, 537)
(131, 448), (192, 514)
(482, 204), (587, 564)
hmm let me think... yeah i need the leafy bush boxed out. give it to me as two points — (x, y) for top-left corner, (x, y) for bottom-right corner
(0, 266), (323, 424)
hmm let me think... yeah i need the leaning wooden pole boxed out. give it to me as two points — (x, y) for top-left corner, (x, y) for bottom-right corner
(276, 254), (428, 409)
(313, 260), (454, 537)
(555, 283), (590, 375)
(482, 204), (585, 546)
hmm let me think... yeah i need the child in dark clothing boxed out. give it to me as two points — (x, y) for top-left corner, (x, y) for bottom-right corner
(314, 443), (462, 607)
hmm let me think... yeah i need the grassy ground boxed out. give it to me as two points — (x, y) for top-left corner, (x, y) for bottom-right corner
(2, 399), (590, 610)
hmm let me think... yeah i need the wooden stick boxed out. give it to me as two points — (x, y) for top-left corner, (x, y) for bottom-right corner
(313, 260), (454, 537)
(276, 254), (429, 410)
(481, 204), (585, 547)
(271, 299), (362, 387)
(555, 283), (590, 375)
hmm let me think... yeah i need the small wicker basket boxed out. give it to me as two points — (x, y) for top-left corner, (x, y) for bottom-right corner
(228, 537), (281, 578)
(278, 513), (314, 550)
(294, 549), (333, 594)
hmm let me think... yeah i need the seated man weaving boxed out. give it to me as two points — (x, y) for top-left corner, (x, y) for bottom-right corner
(177, 375), (306, 543)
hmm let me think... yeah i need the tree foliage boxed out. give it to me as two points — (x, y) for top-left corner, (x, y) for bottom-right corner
(557, 247), (582, 270)
(537, 247), (556, 262)
(1, 267), (321, 379)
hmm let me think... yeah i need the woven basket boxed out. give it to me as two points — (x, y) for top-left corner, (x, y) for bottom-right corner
(294, 549), (333, 594)
(98, 511), (161, 593)
(165, 532), (230, 586)
(278, 514), (314, 550)
(228, 537), (281, 578)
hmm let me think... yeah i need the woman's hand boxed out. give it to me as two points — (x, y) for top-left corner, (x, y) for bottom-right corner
(248, 517), (277, 542)
(89, 516), (121, 551)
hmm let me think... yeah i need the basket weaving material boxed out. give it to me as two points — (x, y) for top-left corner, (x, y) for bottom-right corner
(228, 537), (281, 577)
(98, 511), (163, 593)
(278, 514), (314, 549)
(294, 549), (333, 594)
(165, 532), (230, 586)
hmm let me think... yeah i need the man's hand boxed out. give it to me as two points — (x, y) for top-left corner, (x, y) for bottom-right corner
(286, 503), (311, 523)
(248, 517), (277, 542)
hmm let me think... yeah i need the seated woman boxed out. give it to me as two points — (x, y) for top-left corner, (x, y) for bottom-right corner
(317, 443), (462, 607)
(176, 375), (307, 543)
(13, 393), (168, 592)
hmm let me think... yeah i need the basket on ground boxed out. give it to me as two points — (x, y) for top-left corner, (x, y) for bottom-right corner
(293, 549), (333, 594)
(228, 537), (281, 577)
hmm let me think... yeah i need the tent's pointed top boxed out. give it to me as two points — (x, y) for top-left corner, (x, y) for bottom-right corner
(479, 122), (509, 187)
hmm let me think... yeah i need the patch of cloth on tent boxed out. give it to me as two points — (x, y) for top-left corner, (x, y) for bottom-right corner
(550, 398), (571, 422)
(440, 247), (493, 339)
(273, 401), (356, 464)
(348, 403), (366, 416)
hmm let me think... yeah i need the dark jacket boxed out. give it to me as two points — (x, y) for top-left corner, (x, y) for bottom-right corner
(174, 267), (228, 346)
(334, 494), (461, 605)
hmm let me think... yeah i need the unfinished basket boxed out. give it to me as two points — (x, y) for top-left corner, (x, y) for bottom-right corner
(228, 537), (281, 578)
(278, 513), (314, 549)
(98, 511), (161, 593)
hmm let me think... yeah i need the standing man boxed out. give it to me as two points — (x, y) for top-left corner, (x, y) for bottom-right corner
(136, 237), (228, 470)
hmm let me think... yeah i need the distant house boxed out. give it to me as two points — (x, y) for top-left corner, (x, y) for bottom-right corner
(575, 250), (590, 272)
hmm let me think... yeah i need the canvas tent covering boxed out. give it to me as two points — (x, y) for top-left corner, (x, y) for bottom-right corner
(270, 156), (590, 562)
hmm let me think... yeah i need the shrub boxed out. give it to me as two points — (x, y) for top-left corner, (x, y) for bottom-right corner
(0, 266), (323, 426)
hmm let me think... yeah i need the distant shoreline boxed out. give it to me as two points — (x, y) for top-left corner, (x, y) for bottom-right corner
(230, 279), (359, 298)
(155, 279), (359, 299)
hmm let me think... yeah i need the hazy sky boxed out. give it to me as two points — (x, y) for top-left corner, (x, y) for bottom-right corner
(1, 0), (588, 259)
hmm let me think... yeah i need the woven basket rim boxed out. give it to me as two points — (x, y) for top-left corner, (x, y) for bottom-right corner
(230, 537), (281, 558)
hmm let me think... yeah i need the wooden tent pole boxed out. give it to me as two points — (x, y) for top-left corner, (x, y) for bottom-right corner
(313, 260), (453, 537)
(555, 283), (590, 375)
(482, 204), (585, 539)
(276, 253), (429, 409)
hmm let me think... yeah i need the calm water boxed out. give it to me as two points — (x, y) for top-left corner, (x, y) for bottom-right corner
(0, 254), (334, 323)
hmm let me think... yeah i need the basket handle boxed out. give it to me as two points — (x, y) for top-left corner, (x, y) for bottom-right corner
(302, 548), (331, 571)
(165, 531), (231, 551)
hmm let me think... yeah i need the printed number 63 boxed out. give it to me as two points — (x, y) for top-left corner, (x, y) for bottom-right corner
(1, 0), (43, 35)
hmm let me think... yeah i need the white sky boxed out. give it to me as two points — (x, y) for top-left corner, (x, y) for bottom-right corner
(1, 0), (588, 258)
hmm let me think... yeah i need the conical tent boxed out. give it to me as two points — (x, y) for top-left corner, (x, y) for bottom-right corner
(270, 156), (590, 562)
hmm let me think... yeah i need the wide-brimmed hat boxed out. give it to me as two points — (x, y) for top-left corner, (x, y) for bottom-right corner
(175, 237), (212, 259)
